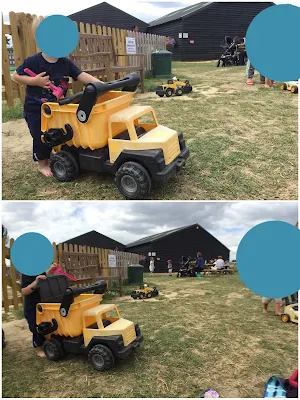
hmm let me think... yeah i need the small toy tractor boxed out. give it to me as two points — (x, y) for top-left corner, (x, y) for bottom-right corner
(131, 284), (159, 299)
(281, 293), (298, 324)
(155, 77), (192, 97)
(40, 73), (189, 199)
(281, 81), (298, 94)
(35, 275), (143, 371)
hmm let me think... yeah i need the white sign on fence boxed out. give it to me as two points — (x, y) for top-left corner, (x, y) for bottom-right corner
(183, 33), (189, 39)
(178, 33), (182, 38)
(108, 254), (117, 268)
(126, 37), (136, 54)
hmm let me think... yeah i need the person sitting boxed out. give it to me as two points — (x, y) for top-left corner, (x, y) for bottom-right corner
(212, 256), (225, 270)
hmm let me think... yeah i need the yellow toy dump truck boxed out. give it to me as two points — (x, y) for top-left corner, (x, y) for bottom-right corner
(281, 81), (298, 94)
(155, 77), (193, 97)
(41, 73), (189, 199)
(131, 284), (159, 299)
(281, 293), (298, 324)
(35, 275), (143, 371)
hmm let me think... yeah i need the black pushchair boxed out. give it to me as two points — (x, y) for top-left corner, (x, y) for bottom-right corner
(217, 36), (246, 67)
(177, 257), (197, 278)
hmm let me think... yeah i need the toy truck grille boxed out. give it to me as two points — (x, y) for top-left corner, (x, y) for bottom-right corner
(123, 324), (137, 346)
(166, 137), (180, 164)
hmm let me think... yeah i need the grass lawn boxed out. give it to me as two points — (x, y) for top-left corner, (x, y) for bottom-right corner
(2, 61), (298, 200)
(2, 274), (298, 398)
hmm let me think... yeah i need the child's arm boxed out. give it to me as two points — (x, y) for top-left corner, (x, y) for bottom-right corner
(21, 275), (46, 296)
(77, 72), (104, 85)
(12, 70), (50, 88)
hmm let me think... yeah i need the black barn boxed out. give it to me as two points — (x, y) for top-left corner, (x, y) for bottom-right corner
(126, 223), (230, 272)
(68, 2), (148, 32)
(59, 230), (125, 251)
(148, 2), (274, 61)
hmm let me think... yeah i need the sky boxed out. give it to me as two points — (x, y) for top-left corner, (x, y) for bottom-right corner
(2, 201), (297, 260)
(2, 0), (299, 25)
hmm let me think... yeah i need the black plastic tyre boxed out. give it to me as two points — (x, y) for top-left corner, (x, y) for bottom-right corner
(116, 162), (151, 199)
(146, 292), (152, 298)
(225, 60), (233, 67)
(291, 85), (298, 94)
(50, 151), (79, 182)
(88, 344), (115, 371)
(176, 88), (183, 96)
(139, 292), (144, 299)
(43, 338), (63, 361)
(281, 83), (287, 90)
(166, 88), (173, 97)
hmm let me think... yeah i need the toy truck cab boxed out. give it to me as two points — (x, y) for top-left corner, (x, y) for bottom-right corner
(281, 81), (298, 93)
(41, 73), (189, 199)
(281, 293), (298, 324)
(35, 275), (143, 371)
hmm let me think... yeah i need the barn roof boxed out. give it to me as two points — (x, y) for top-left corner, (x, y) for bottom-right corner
(68, 1), (148, 26)
(149, 1), (212, 27)
(59, 230), (125, 248)
(126, 223), (229, 251)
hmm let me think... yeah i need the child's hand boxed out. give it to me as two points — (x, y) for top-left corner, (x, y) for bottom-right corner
(32, 72), (51, 89)
(49, 263), (58, 272)
(35, 274), (47, 284)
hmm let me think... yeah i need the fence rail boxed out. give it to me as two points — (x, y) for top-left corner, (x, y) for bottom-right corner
(2, 12), (166, 107)
(2, 238), (139, 313)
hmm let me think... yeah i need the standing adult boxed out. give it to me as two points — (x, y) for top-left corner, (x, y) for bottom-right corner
(195, 252), (205, 277)
(149, 257), (155, 275)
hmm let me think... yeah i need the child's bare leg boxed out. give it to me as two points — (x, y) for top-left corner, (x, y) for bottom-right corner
(275, 301), (282, 316)
(38, 160), (53, 177)
(263, 303), (268, 314)
(35, 346), (47, 358)
(265, 78), (273, 88)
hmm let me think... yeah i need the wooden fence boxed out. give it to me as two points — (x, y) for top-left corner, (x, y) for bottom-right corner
(2, 11), (166, 107)
(2, 238), (139, 313)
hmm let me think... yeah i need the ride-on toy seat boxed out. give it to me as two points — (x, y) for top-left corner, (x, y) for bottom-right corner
(41, 73), (189, 199)
(35, 275), (143, 371)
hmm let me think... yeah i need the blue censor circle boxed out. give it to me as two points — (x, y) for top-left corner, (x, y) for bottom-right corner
(245, 4), (300, 82)
(11, 233), (54, 276)
(36, 15), (79, 58)
(236, 221), (300, 299)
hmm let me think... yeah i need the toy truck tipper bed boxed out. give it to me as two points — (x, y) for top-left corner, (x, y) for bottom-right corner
(35, 276), (143, 371)
(41, 73), (189, 199)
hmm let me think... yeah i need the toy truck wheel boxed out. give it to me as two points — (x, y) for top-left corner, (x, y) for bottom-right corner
(281, 83), (287, 90)
(43, 338), (63, 361)
(176, 88), (183, 96)
(158, 94), (164, 97)
(146, 292), (152, 298)
(138, 293), (144, 299)
(88, 344), (115, 371)
(50, 151), (79, 182)
(291, 85), (298, 93)
(281, 314), (290, 323)
(166, 88), (173, 97)
(116, 162), (151, 199)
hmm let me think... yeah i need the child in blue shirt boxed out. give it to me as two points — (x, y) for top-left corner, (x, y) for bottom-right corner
(21, 264), (56, 358)
(12, 17), (103, 177)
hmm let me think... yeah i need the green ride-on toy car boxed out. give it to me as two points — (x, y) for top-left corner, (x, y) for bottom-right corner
(131, 284), (159, 299)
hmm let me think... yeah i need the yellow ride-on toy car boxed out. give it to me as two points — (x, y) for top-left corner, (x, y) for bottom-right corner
(281, 293), (298, 324)
(155, 77), (193, 97)
(35, 275), (143, 371)
(41, 73), (189, 199)
(281, 81), (298, 94)
(131, 284), (159, 299)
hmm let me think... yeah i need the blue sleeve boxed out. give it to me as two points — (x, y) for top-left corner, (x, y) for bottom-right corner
(16, 56), (33, 75)
(65, 58), (82, 81)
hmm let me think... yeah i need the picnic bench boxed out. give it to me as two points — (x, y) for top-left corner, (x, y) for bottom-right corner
(202, 268), (233, 276)
(70, 33), (145, 93)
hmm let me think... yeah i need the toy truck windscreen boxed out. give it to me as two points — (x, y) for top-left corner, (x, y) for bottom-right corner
(108, 106), (180, 165)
